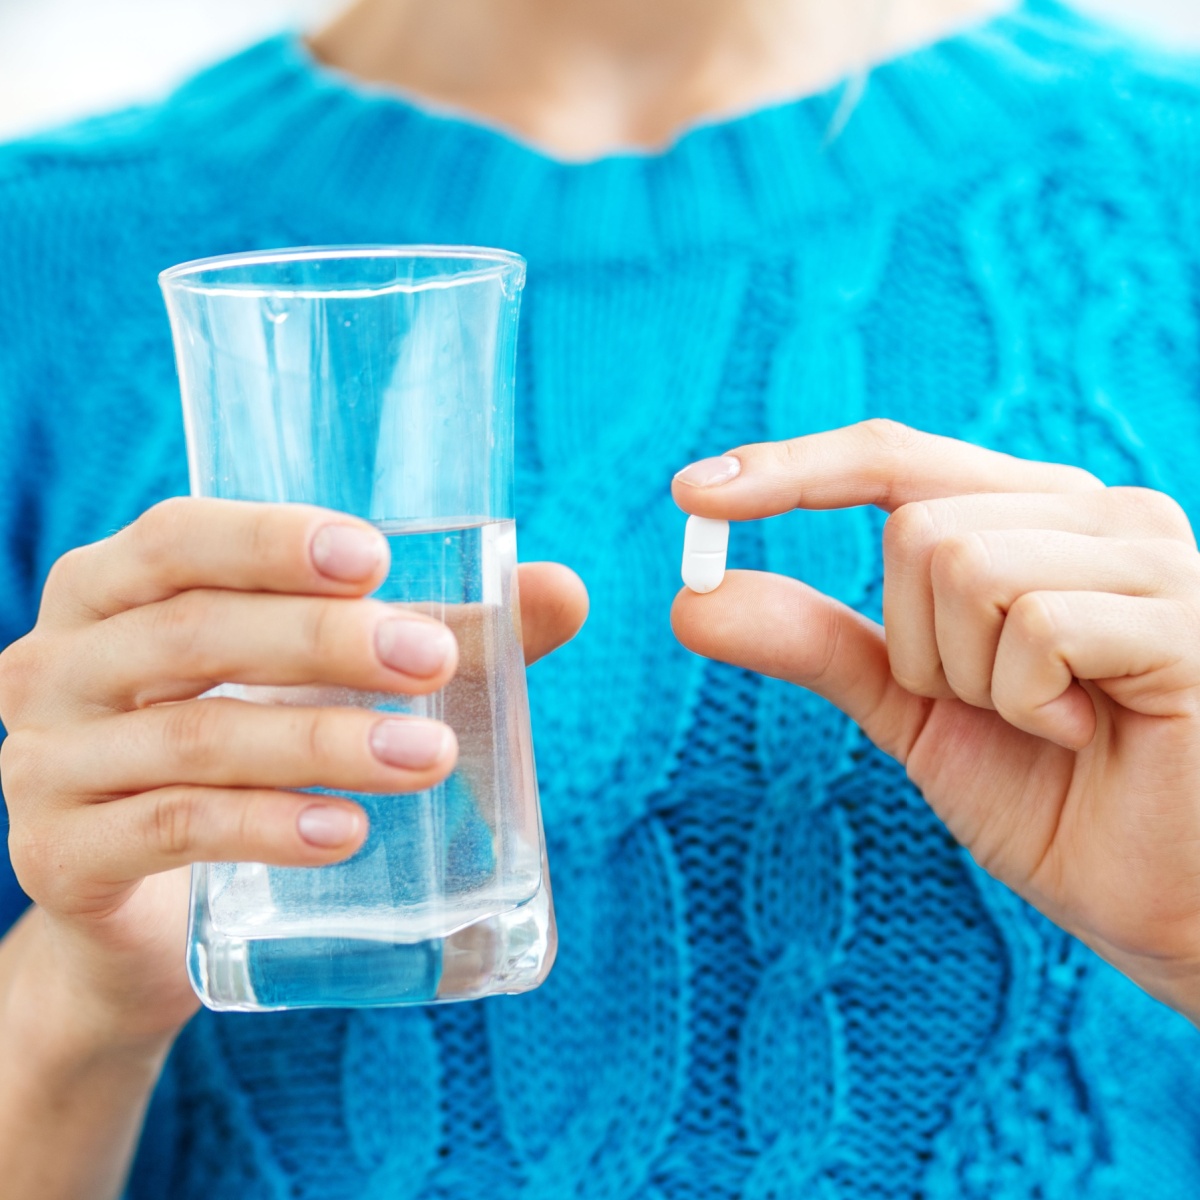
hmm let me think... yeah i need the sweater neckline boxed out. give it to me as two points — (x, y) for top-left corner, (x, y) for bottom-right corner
(167, 0), (1117, 260)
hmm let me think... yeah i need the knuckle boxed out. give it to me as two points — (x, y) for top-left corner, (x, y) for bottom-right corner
(1177, 562), (1200, 608)
(1055, 464), (1105, 493)
(1159, 537), (1200, 568)
(148, 788), (199, 859)
(134, 497), (192, 562)
(806, 601), (846, 692)
(945, 677), (992, 711)
(301, 709), (340, 770)
(1006, 591), (1063, 650)
(301, 599), (344, 664)
(148, 590), (215, 675)
(7, 821), (53, 898)
(0, 635), (38, 719)
(246, 505), (282, 571)
(930, 533), (996, 597)
(1113, 488), (1196, 542)
(42, 544), (96, 604)
(0, 728), (45, 801)
(990, 682), (1024, 727)
(778, 437), (806, 471)
(889, 661), (946, 699)
(859, 420), (922, 511)
(141, 495), (192, 536)
(883, 501), (937, 563)
(162, 701), (227, 768)
(1141, 539), (1198, 593)
(859, 417), (918, 456)
(234, 796), (269, 853)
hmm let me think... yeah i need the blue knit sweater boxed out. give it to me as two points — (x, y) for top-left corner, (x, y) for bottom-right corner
(3, 1), (1200, 1195)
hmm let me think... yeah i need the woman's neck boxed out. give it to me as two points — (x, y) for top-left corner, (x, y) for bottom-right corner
(309, 0), (1014, 160)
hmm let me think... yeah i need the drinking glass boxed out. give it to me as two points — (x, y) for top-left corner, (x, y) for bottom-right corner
(160, 246), (553, 1011)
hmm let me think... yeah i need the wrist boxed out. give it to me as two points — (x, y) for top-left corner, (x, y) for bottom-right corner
(1142, 964), (1200, 1030)
(2, 909), (180, 1078)
(1086, 934), (1200, 1029)
(0, 910), (174, 1200)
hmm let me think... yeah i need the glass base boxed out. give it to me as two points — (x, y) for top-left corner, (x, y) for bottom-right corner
(188, 879), (555, 1011)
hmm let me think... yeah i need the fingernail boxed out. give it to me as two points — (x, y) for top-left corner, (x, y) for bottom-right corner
(674, 455), (742, 488)
(298, 804), (363, 849)
(376, 618), (455, 678)
(370, 719), (451, 770)
(311, 524), (387, 582)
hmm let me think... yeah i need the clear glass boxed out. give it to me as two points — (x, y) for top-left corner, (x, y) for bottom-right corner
(160, 246), (554, 1011)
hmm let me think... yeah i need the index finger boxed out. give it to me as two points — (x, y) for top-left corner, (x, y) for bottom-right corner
(41, 497), (391, 626)
(671, 419), (1104, 520)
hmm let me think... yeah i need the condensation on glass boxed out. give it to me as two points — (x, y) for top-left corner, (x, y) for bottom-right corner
(160, 246), (554, 1010)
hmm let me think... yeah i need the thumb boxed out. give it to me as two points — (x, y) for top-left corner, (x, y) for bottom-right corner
(671, 570), (930, 763)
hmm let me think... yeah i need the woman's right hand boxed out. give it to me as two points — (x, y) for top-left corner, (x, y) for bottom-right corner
(0, 498), (467, 1048)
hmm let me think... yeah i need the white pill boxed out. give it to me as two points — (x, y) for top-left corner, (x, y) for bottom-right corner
(681, 516), (729, 594)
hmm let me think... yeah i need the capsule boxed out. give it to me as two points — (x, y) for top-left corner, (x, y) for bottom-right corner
(681, 516), (729, 594)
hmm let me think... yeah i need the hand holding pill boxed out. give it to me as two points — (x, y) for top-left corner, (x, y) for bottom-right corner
(669, 419), (1200, 1027)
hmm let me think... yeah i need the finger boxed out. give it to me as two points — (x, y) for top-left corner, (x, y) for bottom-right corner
(932, 532), (1200, 708)
(671, 569), (930, 763)
(14, 789), (370, 903)
(40, 498), (391, 628)
(883, 489), (1197, 699)
(516, 562), (589, 665)
(672, 419), (1103, 521)
(67, 590), (459, 709)
(17, 699), (458, 798)
(992, 592), (1196, 748)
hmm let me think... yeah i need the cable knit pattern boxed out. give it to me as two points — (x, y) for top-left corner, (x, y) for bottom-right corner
(1, 2), (1200, 1195)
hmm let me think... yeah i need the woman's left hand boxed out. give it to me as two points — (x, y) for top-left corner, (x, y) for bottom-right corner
(672, 420), (1200, 1021)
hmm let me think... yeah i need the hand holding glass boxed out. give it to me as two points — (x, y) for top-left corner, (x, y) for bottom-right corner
(161, 247), (553, 1011)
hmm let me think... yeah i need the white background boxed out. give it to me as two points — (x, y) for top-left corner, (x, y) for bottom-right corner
(0, 0), (1197, 141)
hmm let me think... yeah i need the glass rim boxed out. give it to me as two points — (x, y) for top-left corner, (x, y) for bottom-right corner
(159, 244), (526, 296)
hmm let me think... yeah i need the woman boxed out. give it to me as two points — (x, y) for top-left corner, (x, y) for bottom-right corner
(1, 0), (1199, 1194)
